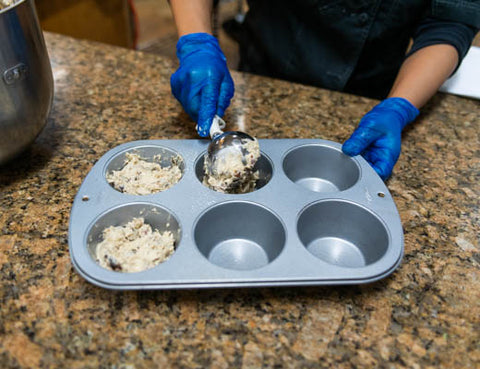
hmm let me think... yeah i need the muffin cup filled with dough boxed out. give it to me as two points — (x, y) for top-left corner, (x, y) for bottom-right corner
(87, 203), (181, 273)
(105, 146), (185, 195)
(195, 151), (273, 194)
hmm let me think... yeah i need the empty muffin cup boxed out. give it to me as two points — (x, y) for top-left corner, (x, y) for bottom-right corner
(195, 152), (273, 193)
(297, 200), (389, 268)
(87, 203), (181, 272)
(105, 145), (185, 195)
(283, 144), (360, 192)
(194, 202), (286, 270)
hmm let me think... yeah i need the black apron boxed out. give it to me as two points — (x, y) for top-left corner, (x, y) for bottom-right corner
(237, 0), (479, 99)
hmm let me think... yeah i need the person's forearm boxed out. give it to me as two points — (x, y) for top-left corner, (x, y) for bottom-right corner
(388, 44), (459, 108)
(169, 0), (213, 37)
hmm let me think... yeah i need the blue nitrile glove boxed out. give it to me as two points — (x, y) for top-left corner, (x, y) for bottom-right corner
(170, 33), (234, 137)
(342, 97), (419, 180)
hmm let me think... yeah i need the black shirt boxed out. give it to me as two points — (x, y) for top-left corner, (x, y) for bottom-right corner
(237, 0), (479, 99)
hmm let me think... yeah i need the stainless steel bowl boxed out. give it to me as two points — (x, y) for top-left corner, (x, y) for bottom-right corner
(0, 0), (53, 164)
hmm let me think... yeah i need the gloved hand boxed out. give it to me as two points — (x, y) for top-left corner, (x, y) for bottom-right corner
(171, 33), (234, 137)
(342, 97), (419, 180)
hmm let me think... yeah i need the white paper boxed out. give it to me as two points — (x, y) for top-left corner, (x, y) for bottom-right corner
(439, 46), (480, 99)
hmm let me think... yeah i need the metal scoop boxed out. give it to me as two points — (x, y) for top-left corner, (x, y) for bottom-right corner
(204, 116), (257, 190)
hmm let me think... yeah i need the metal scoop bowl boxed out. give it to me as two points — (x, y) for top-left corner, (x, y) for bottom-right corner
(204, 116), (257, 191)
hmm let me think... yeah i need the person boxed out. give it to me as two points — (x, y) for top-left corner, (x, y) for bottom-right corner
(168, 0), (479, 180)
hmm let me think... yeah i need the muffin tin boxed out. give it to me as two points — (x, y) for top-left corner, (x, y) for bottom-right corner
(68, 139), (404, 290)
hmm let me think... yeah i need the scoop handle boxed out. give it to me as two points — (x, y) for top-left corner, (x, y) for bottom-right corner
(210, 115), (226, 139)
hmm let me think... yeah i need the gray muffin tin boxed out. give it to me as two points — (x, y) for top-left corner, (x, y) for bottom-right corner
(68, 139), (404, 290)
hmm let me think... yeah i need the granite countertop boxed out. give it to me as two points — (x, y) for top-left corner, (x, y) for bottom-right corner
(0, 33), (478, 368)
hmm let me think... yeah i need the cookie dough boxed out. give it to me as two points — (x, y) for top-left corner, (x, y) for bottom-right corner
(107, 153), (182, 195)
(203, 138), (260, 194)
(95, 217), (175, 273)
(0, 0), (15, 9)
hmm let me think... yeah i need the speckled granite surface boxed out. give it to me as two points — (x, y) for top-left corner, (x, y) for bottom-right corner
(0, 33), (479, 368)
